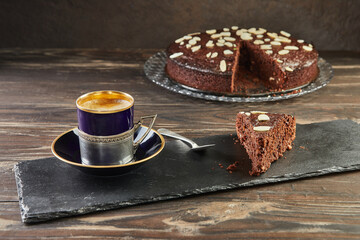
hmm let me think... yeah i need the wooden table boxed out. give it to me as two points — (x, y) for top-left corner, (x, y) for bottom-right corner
(0, 49), (359, 239)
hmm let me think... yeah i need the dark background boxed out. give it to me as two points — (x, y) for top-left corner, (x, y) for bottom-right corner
(0, 0), (359, 51)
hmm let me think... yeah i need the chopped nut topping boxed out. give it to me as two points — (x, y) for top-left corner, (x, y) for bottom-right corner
(218, 39), (226, 43)
(275, 37), (291, 43)
(216, 42), (224, 47)
(206, 52), (211, 58)
(254, 126), (271, 132)
(285, 67), (294, 72)
(270, 41), (281, 46)
(248, 27), (266, 35)
(231, 26), (239, 30)
(258, 114), (270, 121)
(257, 34), (264, 38)
(241, 33), (253, 40)
(280, 30), (291, 37)
(235, 30), (242, 36)
(297, 39), (304, 43)
(220, 60), (227, 72)
(221, 31), (231, 37)
(276, 59), (283, 63)
(236, 29), (248, 36)
(211, 52), (218, 58)
(248, 27), (256, 34)
(191, 45), (201, 52)
(303, 45), (313, 51)
(206, 40), (214, 48)
(264, 38), (270, 42)
(175, 37), (184, 43)
(206, 29), (217, 34)
(254, 40), (264, 45)
(183, 35), (192, 40)
(259, 28), (267, 32)
(224, 36), (236, 42)
(284, 46), (299, 50)
(278, 49), (289, 55)
(223, 49), (234, 55)
(224, 42), (233, 47)
(250, 111), (268, 114)
(211, 33), (222, 39)
(245, 112), (251, 116)
(267, 32), (278, 39)
(260, 44), (272, 50)
(269, 77), (275, 81)
(188, 39), (197, 45)
(223, 28), (230, 32)
(169, 52), (183, 59)
(265, 50), (273, 55)
(180, 42), (184, 45)
(186, 44), (191, 48)
(188, 32), (201, 36)
(192, 36), (201, 42)
(309, 44), (313, 48)
(256, 29), (266, 34)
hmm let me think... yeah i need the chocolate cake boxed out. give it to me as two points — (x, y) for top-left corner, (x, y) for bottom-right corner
(236, 111), (296, 175)
(166, 27), (319, 94)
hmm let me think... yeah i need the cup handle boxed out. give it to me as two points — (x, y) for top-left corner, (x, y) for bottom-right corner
(133, 114), (157, 153)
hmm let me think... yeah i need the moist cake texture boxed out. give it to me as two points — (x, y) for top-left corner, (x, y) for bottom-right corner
(166, 27), (319, 94)
(236, 111), (296, 175)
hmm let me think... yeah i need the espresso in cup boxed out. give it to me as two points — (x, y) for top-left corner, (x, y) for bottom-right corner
(75, 90), (157, 166)
(77, 94), (132, 112)
(76, 91), (134, 136)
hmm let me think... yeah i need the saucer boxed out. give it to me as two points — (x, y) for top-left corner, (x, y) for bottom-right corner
(51, 126), (165, 176)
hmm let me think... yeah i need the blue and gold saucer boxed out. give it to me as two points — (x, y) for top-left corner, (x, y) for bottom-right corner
(51, 126), (165, 176)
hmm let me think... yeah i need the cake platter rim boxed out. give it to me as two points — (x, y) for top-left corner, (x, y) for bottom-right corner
(143, 51), (333, 103)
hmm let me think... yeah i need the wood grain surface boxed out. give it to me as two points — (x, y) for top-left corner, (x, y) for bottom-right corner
(0, 49), (359, 239)
(1, 0), (360, 51)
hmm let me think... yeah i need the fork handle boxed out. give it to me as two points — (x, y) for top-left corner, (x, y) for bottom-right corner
(157, 128), (197, 148)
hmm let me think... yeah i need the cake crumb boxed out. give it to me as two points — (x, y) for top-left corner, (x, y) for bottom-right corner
(300, 146), (306, 149)
(226, 161), (240, 172)
(287, 89), (302, 95)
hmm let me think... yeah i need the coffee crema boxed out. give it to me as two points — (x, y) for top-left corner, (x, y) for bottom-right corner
(80, 98), (131, 111)
(77, 91), (134, 113)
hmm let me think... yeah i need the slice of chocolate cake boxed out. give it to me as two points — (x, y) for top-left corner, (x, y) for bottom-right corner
(236, 111), (296, 176)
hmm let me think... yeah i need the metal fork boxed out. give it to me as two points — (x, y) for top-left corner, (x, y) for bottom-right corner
(157, 128), (215, 151)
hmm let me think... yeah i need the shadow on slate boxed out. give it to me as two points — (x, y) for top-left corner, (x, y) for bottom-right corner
(14, 120), (360, 223)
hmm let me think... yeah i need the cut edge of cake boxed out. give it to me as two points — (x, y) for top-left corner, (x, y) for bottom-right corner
(236, 111), (296, 176)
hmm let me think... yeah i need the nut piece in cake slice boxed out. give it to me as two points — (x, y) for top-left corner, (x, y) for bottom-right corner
(235, 111), (296, 176)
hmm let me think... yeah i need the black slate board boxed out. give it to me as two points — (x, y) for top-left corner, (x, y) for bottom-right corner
(15, 120), (360, 223)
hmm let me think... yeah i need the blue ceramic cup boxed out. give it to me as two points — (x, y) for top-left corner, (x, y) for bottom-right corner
(75, 90), (156, 166)
(76, 90), (135, 136)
